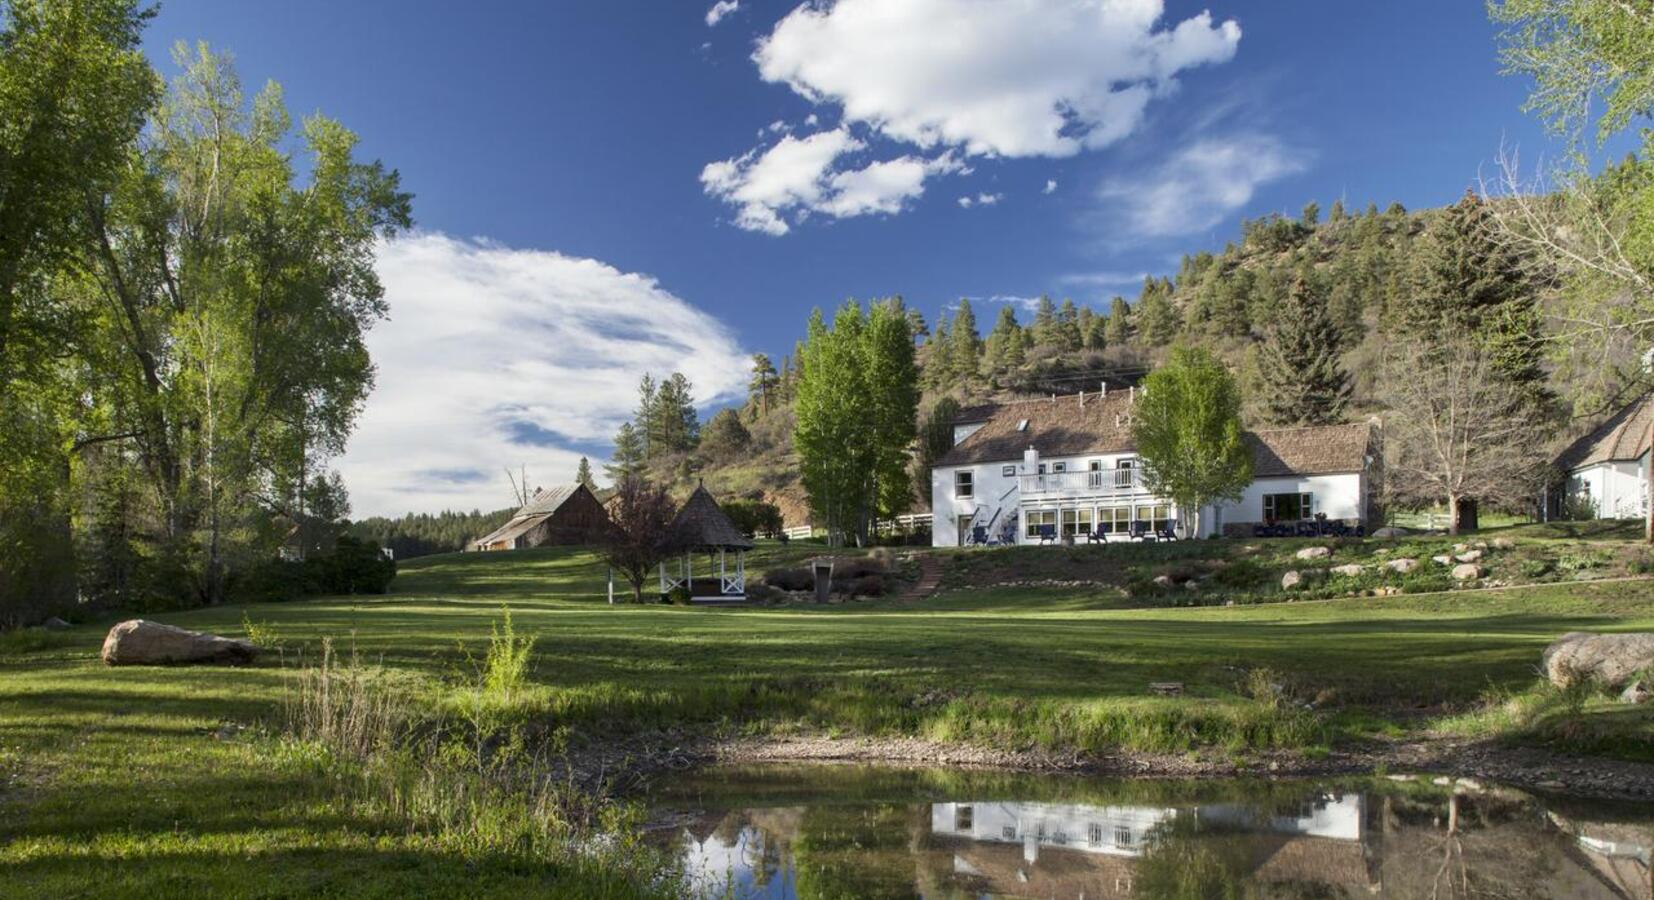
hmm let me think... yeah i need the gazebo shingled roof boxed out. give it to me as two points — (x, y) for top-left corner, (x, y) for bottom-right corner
(670, 485), (754, 550)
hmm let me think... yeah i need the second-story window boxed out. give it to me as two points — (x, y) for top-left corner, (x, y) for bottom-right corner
(955, 471), (974, 498)
(1051, 462), (1066, 473)
(1001, 465), (1016, 477)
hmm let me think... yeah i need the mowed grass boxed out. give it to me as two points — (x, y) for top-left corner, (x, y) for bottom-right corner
(3, 541), (1653, 897)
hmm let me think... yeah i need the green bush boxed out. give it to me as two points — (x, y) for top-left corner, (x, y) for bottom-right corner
(721, 499), (785, 539)
(233, 536), (395, 603)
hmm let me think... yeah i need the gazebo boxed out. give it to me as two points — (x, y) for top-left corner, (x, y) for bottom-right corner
(658, 484), (754, 604)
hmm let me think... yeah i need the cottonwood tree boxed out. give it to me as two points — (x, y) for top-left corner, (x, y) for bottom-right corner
(0, 0), (157, 621)
(1381, 341), (1546, 535)
(598, 475), (679, 603)
(1488, 0), (1654, 536)
(794, 299), (918, 546)
(1131, 346), (1253, 538)
(78, 44), (410, 602)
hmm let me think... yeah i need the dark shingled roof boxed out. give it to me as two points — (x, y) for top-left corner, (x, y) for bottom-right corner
(669, 485), (754, 549)
(935, 393), (1373, 476)
(1555, 393), (1654, 471)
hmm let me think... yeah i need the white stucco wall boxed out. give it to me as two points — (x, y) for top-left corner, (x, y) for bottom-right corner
(1566, 455), (1648, 519)
(933, 454), (1368, 546)
(1220, 473), (1366, 529)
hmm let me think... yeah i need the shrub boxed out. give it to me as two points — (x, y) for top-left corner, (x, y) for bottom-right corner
(1206, 558), (1270, 590)
(764, 567), (813, 591)
(482, 606), (534, 706)
(1517, 558), (1554, 579)
(234, 536), (395, 603)
(745, 583), (785, 605)
(721, 499), (784, 539)
(849, 574), (887, 597)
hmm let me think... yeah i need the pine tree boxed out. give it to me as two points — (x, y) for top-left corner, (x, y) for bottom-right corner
(981, 305), (1023, 377)
(634, 374), (658, 458)
(1398, 190), (1550, 413)
(606, 422), (646, 481)
(1031, 295), (1058, 347)
(1301, 201), (1320, 227)
(948, 298), (981, 382)
(1076, 306), (1097, 349)
(924, 311), (953, 389)
(1136, 277), (1181, 346)
(748, 353), (779, 414)
(1055, 299), (1083, 350)
(1105, 296), (1132, 346)
(575, 456), (594, 488)
(1329, 199), (1347, 222)
(1257, 271), (1352, 426)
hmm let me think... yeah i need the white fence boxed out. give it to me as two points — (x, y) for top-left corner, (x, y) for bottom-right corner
(782, 512), (932, 541)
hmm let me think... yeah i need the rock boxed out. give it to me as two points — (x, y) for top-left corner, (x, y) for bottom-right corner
(1382, 558), (1418, 574)
(41, 617), (71, 631)
(1295, 546), (1332, 560)
(1153, 574), (1173, 588)
(1432, 555), (1453, 566)
(1281, 570), (1305, 590)
(1543, 632), (1654, 688)
(1372, 526), (1409, 538)
(1491, 537), (1515, 550)
(1450, 563), (1483, 581)
(1330, 564), (1365, 577)
(1182, 580), (1199, 591)
(101, 620), (259, 667)
(1622, 680), (1651, 705)
(1455, 549), (1484, 563)
(1453, 543), (1469, 553)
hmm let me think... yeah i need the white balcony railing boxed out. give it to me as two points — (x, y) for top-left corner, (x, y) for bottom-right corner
(1019, 468), (1149, 499)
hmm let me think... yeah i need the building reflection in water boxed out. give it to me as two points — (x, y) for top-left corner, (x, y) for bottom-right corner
(668, 788), (1651, 899)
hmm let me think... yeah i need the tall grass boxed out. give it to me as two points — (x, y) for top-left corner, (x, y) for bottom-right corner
(278, 636), (681, 897)
(483, 604), (535, 705)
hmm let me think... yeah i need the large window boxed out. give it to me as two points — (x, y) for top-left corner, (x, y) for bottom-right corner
(1097, 506), (1131, 535)
(955, 470), (974, 498)
(1263, 492), (1312, 522)
(1135, 504), (1172, 531)
(1025, 509), (1056, 539)
(1061, 507), (1094, 537)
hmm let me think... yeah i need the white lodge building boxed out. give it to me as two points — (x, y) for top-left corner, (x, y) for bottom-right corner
(1552, 392), (1652, 520)
(929, 391), (1380, 547)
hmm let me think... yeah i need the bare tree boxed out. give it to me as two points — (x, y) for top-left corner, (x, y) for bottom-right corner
(597, 476), (679, 603)
(1381, 340), (1547, 535)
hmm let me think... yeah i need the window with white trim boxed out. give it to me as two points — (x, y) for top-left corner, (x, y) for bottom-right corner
(955, 470), (974, 498)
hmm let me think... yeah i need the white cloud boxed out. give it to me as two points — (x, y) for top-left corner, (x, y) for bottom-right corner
(1044, 179), (1058, 194)
(705, 0), (740, 27)
(1097, 134), (1307, 237)
(337, 233), (747, 517)
(803, 113), (819, 127)
(701, 129), (960, 233)
(958, 191), (1002, 208)
(1059, 270), (1149, 287)
(754, 0), (1240, 158)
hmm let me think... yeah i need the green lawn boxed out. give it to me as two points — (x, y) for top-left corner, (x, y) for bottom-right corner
(3, 540), (1652, 897)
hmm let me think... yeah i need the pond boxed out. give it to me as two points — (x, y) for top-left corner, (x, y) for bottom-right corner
(644, 764), (1653, 899)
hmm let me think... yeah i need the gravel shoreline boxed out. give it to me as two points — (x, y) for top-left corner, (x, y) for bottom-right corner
(603, 733), (1654, 802)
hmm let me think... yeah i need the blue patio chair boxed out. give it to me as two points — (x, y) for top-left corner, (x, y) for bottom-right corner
(1036, 524), (1058, 544)
(1156, 519), (1179, 541)
(1129, 521), (1152, 541)
(970, 525), (989, 546)
(1079, 524), (1105, 545)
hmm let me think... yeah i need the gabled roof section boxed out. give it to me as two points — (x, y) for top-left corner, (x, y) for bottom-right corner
(518, 483), (585, 517)
(934, 393), (1375, 477)
(936, 392), (1139, 466)
(1556, 392), (1654, 471)
(670, 485), (754, 550)
(1247, 423), (1375, 477)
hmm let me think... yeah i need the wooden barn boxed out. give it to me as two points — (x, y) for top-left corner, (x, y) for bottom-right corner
(471, 483), (610, 551)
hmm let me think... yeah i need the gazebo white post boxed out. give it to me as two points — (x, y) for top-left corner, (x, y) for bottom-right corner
(719, 547), (727, 593)
(608, 567), (615, 604)
(736, 549), (745, 593)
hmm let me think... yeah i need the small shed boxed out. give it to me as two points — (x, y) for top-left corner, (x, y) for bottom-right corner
(659, 485), (754, 604)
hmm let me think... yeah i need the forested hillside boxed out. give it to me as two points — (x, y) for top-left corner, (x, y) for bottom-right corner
(349, 508), (516, 559)
(644, 193), (1640, 528)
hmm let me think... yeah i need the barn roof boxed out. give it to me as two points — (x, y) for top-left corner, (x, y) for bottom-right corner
(1555, 392), (1654, 471)
(935, 392), (1374, 476)
(471, 483), (594, 548)
(670, 485), (753, 550)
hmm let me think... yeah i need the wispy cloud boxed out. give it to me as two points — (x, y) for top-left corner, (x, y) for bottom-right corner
(1043, 179), (1058, 195)
(957, 191), (1003, 209)
(705, 0), (740, 27)
(337, 233), (747, 516)
(1096, 134), (1309, 238)
(1058, 271), (1150, 288)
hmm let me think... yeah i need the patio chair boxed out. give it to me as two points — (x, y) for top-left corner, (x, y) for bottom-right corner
(1155, 519), (1179, 541)
(969, 525), (989, 546)
(1080, 524), (1105, 545)
(1129, 521), (1152, 541)
(1036, 524), (1058, 544)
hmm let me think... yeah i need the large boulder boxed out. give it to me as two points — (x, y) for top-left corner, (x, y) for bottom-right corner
(1542, 632), (1654, 688)
(1330, 564), (1365, 578)
(1450, 563), (1483, 581)
(1295, 546), (1332, 560)
(1382, 558), (1418, 574)
(1455, 549), (1484, 563)
(101, 620), (258, 667)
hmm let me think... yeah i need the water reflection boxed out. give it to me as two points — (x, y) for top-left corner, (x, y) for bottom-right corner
(649, 767), (1652, 899)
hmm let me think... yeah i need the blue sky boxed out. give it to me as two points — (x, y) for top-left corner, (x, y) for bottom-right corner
(142, 1), (1576, 516)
